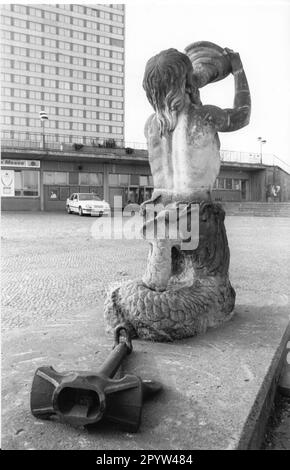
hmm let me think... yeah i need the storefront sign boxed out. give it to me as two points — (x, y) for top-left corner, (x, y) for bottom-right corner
(1, 159), (40, 168)
(1, 169), (15, 197)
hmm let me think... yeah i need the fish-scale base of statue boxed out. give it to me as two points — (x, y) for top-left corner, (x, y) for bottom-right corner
(104, 275), (235, 342)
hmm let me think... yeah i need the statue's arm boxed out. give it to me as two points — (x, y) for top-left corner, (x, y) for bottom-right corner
(203, 50), (251, 132)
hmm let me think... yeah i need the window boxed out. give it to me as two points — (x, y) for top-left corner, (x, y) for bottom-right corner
(59, 94), (71, 103)
(44, 52), (57, 61)
(112, 89), (123, 97)
(72, 30), (84, 40)
(29, 104), (42, 113)
(99, 36), (110, 45)
(111, 38), (124, 47)
(234, 179), (241, 190)
(87, 33), (98, 43)
(112, 113), (123, 122)
(30, 35), (42, 45)
(43, 172), (69, 185)
(111, 76), (123, 84)
(85, 110), (97, 119)
(44, 79), (56, 88)
(99, 11), (111, 20)
(13, 32), (27, 42)
(72, 70), (84, 79)
(86, 97), (97, 106)
(44, 65), (57, 75)
(99, 24), (110, 32)
(59, 41), (71, 51)
(14, 103), (27, 112)
(44, 11), (57, 21)
(99, 112), (110, 120)
(72, 109), (84, 118)
(28, 90), (41, 100)
(217, 178), (225, 189)
(44, 38), (57, 48)
(72, 122), (84, 131)
(14, 5), (27, 14)
(58, 15), (71, 25)
(72, 17), (84, 27)
(86, 85), (97, 93)
(112, 126), (123, 134)
(86, 72), (97, 81)
(29, 77), (42, 86)
(1, 116), (12, 125)
(58, 28), (71, 37)
(1, 16), (12, 26)
(140, 176), (149, 186)
(86, 46), (98, 56)
(112, 51), (123, 60)
(29, 49), (41, 59)
(14, 89), (27, 98)
(99, 125), (110, 133)
(99, 99), (110, 108)
(59, 81), (71, 90)
(112, 101), (123, 109)
(86, 59), (97, 68)
(72, 44), (85, 53)
(225, 178), (233, 190)
(29, 21), (42, 31)
(109, 174), (118, 186)
(58, 54), (71, 64)
(119, 174), (129, 186)
(44, 25), (57, 34)
(99, 61), (111, 70)
(14, 171), (39, 197)
(1, 101), (12, 111)
(99, 49), (110, 58)
(29, 63), (42, 73)
(29, 7), (42, 18)
(72, 4), (86, 14)
(72, 96), (84, 105)
(59, 108), (71, 117)
(99, 87), (110, 95)
(44, 92), (57, 101)
(99, 74), (110, 83)
(112, 14), (123, 23)
(79, 173), (103, 186)
(58, 121), (70, 130)
(14, 46), (28, 57)
(111, 26), (123, 35)
(72, 57), (84, 66)
(14, 74), (27, 84)
(73, 83), (84, 92)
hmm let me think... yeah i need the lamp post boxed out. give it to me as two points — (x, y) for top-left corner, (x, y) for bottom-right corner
(39, 111), (48, 149)
(257, 136), (266, 164)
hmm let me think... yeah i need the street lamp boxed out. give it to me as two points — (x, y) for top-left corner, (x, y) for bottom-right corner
(257, 136), (266, 164)
(39, 111), (48, 149)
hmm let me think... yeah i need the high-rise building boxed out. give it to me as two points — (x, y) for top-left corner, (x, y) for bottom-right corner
(0, 3), (125, 147)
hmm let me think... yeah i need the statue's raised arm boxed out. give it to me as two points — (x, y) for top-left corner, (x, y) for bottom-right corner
(202, 48), (251, 132)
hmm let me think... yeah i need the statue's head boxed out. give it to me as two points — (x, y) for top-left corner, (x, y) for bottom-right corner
(143, 48), (201, 136)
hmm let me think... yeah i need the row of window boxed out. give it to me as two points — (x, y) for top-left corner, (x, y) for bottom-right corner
(213, 178), (244, 190)
(2, 58), (123, 74)
(1, 116), (123, 134)
(13, 170), (39, 197)
(42, 172), (152, 188)
(2, 88), (124, 105)
(1, 45), (124, 62)
(2, 29), (124, 47)
(1, 131), (124, 146)
(1, 73), (123, 88)
(1, 102), (123, 120)
(4, 4), (124, 20)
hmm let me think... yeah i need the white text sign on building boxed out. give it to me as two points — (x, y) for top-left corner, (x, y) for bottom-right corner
(1, 160), (40, 168)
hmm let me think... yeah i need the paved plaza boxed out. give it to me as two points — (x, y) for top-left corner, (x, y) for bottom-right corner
(1, 211), (290, 449)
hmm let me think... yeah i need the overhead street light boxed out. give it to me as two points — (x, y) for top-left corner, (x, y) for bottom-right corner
(257, 136), (267, 164)
(39, 111), (49, 150)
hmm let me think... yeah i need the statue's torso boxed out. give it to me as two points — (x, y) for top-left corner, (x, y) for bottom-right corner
(146, 104), (221, 198)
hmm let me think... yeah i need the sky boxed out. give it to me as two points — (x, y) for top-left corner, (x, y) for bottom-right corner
(7, 0), (290, 170)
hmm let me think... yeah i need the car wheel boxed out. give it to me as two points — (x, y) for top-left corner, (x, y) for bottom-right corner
(78, 206), (83, 216)
(66, 205), (72, 214)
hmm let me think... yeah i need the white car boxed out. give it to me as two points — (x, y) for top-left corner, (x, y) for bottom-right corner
(66, 193), (110, 217)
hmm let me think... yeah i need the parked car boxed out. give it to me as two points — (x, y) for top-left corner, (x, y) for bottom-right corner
(66, 193), (110, 217)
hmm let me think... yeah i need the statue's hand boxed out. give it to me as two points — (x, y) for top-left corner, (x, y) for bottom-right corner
(224, 47), (243, 74)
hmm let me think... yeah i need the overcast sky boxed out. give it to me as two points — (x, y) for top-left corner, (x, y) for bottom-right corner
(10, 0), (290, 170)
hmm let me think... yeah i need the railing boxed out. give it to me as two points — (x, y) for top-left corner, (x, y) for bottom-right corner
(1, 131), (289, 172)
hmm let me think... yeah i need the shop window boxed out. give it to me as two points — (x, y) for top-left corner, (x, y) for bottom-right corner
(119, 174), (129, 186)
(109, 173), (119, 186)
(43, 172), (68, 185)
(217, 178), (225, 189)
(139, 176), (148, 186)
(130, 174), (139, 185)
(14, 170), (39, 196)
(225, 178), (233, 190)
(79, 173), (103, 186)
(60, 187), (70, 201)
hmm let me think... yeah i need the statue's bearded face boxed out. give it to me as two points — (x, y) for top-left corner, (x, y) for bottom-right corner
(143, 49), (200, 135)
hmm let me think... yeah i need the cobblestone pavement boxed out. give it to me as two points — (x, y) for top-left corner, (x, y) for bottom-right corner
(1, 211), (290, 449)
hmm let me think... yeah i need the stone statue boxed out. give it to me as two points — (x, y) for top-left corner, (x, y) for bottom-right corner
(104, 41), (251, 341)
